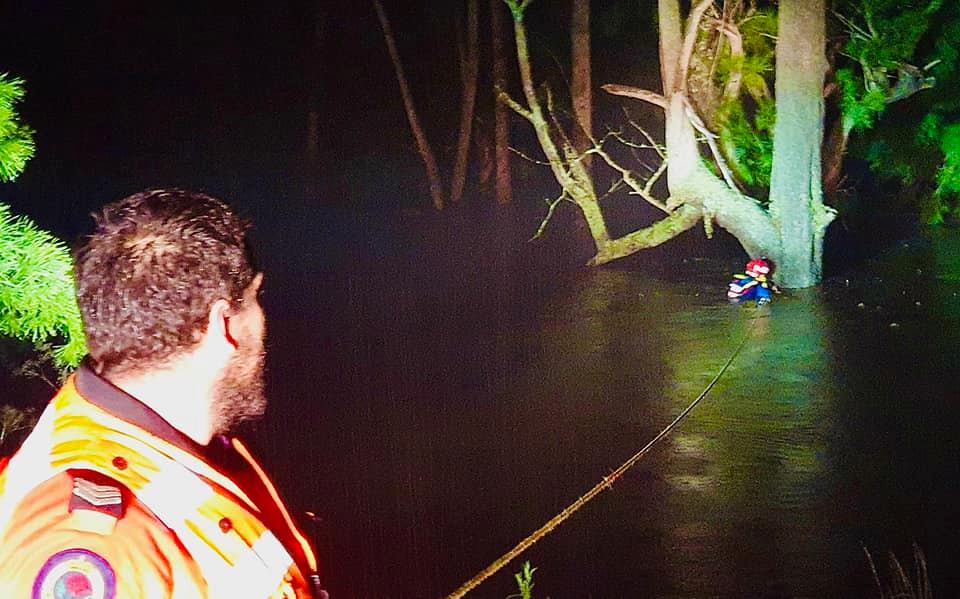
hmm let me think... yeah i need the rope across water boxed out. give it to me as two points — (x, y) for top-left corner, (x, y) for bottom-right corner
(445, 313), (763, 598)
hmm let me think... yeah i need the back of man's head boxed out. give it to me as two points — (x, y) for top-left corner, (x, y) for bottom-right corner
(75, 189), (256, 377)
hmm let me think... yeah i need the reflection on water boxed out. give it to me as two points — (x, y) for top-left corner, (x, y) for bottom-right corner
(259, 217), (960, 598)
(659, 293), (837, 598)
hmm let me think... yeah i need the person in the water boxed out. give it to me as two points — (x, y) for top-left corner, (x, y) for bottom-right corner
(727, 257), (774, 305)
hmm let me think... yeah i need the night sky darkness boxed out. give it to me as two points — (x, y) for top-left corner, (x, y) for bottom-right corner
(4, 2), (329, 230)
(0, 1), (664, 227)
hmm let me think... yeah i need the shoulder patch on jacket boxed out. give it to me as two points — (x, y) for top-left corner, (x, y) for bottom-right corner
(68, 470), (126, 519)
(32, 548), (116, 599)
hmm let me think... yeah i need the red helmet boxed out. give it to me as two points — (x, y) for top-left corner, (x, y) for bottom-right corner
(745, 258), (770, 277)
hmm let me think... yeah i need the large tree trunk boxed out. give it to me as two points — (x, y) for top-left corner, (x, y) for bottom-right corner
(571, 0), (592, 158)
(658, 0), (682, 95)
(450, 0), (479, 204)
(491, 0), (513, 205)
(373, 0), (445, 210)
(768, 0), (832, 287)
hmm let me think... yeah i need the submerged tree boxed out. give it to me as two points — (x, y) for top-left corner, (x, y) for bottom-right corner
(768, 0), (830, 286)
(0, 74), (85, 370)
(503, 0), (835, 287)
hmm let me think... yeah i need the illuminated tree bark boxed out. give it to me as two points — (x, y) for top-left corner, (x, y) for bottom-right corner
(504, 0), (836, 285)
(600, 0), (777, 265)
(769, 0), (830, 287)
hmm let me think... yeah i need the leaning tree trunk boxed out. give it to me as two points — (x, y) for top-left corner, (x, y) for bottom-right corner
(655, 0), (778, 259)
(768, 0), (833, 288)
(373, 0), (445, 210)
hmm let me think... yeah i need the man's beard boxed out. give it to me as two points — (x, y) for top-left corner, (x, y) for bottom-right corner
(210, 341), (267, 435)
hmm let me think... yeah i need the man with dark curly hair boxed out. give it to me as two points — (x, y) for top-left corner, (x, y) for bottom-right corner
(0, 189), (325, 598)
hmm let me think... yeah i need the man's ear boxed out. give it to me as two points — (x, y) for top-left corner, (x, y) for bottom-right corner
(208, 298), (239, 349)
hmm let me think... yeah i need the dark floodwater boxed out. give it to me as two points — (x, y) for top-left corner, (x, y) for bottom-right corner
(250, 207), (960, 599)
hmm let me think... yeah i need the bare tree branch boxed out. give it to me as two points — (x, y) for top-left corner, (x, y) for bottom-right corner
(601, 84), (668, 109)
(683, 97), (739, 190)
(373, 0), (445, 209)
(497, 87), (534, 123)
(450, 0), (480, 204)
(509, 145), (552, 166)
(530, 192), (573, 240)
(591, 144), (670, 213)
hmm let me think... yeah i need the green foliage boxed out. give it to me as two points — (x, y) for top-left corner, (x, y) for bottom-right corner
(843, 0), (942, 71)
(864, 140), (916, 186)
(508, 561), (536, 599)
(0, 203), (86, 368)
(0, 74), (35, 183)
(707, 6), (778, 194)
(836, 0), (944, 132)
(836, 67), (888, 132)
(712, 9), (776, 103)
(717, 98), (776, 190)
(925, 123), (960, 223)
(0, 74), (85, 371)
(739, 10), (778, 57)
(841, 0), (960, 224)
(917, 112), (942, 146)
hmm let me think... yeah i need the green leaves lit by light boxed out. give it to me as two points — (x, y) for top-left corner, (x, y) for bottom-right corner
(705, 5), (778, 195)
(0, 74), (35, 183)
(836, 67), (888, 133)
(925, 123), (960, 224)
(836, 0), (945, 132)
(843, 0), (942, 70)
(0, 203), (86, 369)
(0, 73), (85, 370)
(835, 0), (960, 224)
(740, 9), (778, 51)
(510, 561), (536, 599)
(717, 98), (776, 191)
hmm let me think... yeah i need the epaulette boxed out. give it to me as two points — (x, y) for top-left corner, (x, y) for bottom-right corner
(66, 469), (128, 535)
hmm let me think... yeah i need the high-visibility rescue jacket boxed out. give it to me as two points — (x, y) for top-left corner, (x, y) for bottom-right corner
(0, 365), (323, 598)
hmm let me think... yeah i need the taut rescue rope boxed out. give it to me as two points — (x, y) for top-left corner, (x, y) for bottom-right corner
(445, 314), (762, 598)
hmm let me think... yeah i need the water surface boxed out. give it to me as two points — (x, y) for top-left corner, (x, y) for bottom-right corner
(256, 214), (960, 598)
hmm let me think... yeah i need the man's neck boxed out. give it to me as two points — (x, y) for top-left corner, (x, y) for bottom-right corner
(108, 361), (217, 445)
